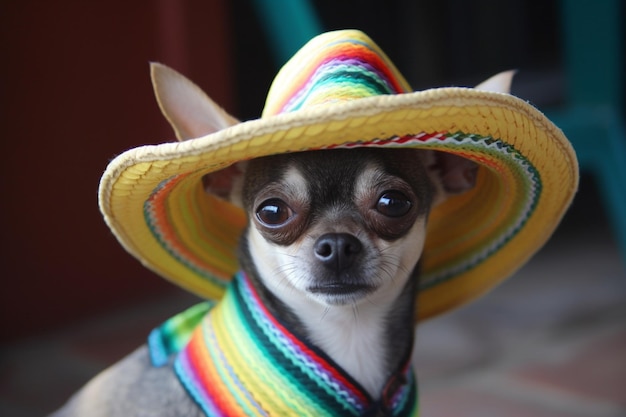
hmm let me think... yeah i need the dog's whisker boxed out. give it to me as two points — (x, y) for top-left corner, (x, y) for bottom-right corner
(351, 303), (360, 323)
(319, 306), (331, 322)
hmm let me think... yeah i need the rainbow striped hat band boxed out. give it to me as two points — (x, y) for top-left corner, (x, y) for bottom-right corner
(99, 30), (578, 320)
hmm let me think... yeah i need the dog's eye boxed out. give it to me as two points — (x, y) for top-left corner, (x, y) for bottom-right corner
(256, 199), (294, 226)
(376, 191), (412, 217)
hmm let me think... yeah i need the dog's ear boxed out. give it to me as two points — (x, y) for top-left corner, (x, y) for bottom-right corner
(202, 162), (247, 207)
(474, 70), (515, 94)
(426, 71), (515, 205)
(432, 152), (478, 193)
(151, 63), (246, 205)
(424, 151), (479, 206)
(150, 62), (239, 141)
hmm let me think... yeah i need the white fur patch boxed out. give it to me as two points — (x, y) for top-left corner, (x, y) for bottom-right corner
(281, 166), (310, 205)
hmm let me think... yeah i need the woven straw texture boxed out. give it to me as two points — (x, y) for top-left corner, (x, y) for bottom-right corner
(99, 30), (578, 320)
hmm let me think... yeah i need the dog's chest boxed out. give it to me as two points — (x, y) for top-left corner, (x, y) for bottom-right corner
(292, 295), (393, 397)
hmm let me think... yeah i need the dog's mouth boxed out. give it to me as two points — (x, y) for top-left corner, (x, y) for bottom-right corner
(308, 282), (375, 297)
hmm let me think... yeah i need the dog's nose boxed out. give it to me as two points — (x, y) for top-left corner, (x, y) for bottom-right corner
(314, 233), (362, 271)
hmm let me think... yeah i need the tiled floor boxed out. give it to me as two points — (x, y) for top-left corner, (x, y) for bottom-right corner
(2, 178), (625, 416)
(415, 223), (626, 416)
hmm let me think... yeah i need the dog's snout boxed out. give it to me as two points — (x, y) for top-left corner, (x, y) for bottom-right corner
(314, 233), (362, 271)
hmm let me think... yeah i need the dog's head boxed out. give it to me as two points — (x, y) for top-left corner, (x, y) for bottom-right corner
(203, 147), (477, 308)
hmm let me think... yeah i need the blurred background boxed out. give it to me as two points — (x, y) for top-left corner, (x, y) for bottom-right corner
(1, 0), (624, 416)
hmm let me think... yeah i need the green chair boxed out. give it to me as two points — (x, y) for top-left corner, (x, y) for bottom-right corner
(547, 0), (626, 262)
(250, 0), (322, 66)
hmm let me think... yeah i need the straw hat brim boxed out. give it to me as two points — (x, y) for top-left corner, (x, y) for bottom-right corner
(99, 87), (578, 320)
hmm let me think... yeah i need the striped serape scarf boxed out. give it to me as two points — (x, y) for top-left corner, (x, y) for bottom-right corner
(149, 271), (418, 416)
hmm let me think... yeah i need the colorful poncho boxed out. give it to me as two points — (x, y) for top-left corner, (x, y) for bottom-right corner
(149, 272), (419, 416)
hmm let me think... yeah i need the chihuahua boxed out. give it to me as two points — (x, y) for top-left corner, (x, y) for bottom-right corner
(51, 66), (512, 416)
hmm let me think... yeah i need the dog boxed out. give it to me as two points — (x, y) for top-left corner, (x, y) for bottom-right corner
(51, 62), (516, 416)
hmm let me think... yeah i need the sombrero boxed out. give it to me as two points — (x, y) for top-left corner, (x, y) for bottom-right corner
(98, 30), (578, 320)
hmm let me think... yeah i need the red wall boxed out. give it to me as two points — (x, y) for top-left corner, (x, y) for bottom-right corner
(0, 0), (233, 340)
